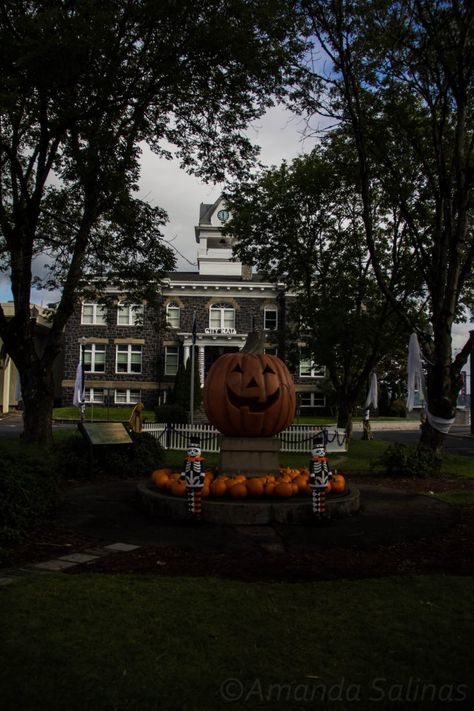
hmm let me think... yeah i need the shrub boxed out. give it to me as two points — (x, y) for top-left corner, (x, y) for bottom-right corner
(376, 442), (442, 478)
(388, 398), (408, 418)
(0, 445), (58, 542)
(154, 404), (188, 424)
(53, 431), (165, 480)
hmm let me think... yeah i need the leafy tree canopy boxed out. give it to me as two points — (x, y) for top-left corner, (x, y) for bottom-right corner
(224, 137), (425, 431)
(0, 0), (308, 442)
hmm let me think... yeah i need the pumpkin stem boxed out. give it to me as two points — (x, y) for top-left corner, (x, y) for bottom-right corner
(241, 329), (266, 354)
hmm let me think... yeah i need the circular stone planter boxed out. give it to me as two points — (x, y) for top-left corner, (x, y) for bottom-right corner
(137, 481), (360, 525)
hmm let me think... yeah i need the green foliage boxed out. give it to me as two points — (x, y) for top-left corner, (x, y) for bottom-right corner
(388, 398), (407, 418)
(185, 354), (202, 412)
(376, 443), (442, 478)
(53, 432), (165, 480)
(154, 404), (188, 424)
(225, 143), (418, 430)
(0, 0), (307, 444)
(167, 354), (202, 414)
(297, 0), (474, 431)
(0, 446), (58, 542)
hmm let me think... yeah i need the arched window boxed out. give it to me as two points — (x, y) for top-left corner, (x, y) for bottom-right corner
(209, 303), (235, 330)
(166, 302), (180, 329)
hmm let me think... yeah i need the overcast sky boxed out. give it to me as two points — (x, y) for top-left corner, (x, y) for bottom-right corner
(137, 105), (316, 271)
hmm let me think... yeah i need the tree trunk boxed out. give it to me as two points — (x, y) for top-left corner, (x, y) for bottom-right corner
(19, 362), (56, 446)
(336, 398), (354, 439)
(419, 419), (447, 454)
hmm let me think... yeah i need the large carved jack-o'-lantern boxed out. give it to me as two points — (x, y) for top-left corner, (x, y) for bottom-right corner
(203, 335), (296, 437)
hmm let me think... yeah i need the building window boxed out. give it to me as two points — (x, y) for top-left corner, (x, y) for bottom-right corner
(85, 388), (105, 404)
(83, 344), (106, 373)
(209, 303), (235, 330)
(300, 393), (326, 408)
(116, 344), (142, 374)
(114, 389), (141, 405)
(299, 353), (325, 378)
(264, 307), (278, 331)
(166, 303), (180, 329)
(81, 303), (107, 325)
(117, 303), (144, 326)
(165, 346), (179, 376)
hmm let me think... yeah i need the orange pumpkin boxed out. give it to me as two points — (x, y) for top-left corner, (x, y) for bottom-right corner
(264, 482), (276, 496)
(170, 480), (186, 497)
(210, 479), (228, 497)
(331, 474), (346, 494)
(203, 352), (295, 437)
(152, 470), (170, 488)
(246, 478), (265, 497)
(274, 481), (294, 498)
(229, 483), (248, 499)
(293, 476), (308, 493)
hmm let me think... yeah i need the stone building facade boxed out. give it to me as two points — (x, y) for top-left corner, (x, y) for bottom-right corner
(62, 299), (162, 410)
(61, 197), (327, 414)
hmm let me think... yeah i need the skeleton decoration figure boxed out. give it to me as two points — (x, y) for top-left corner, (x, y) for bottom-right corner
(182, 437), (205, 518)
(309, 434), (332, 518)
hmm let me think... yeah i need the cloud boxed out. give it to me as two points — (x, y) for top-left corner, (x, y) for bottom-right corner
(137, 105), (317, 270)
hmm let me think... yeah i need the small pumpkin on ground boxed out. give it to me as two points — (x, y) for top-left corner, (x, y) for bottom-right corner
(331, 474), (346, 494)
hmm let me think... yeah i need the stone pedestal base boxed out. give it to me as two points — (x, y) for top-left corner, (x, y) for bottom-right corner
(218, 436), (280, 476)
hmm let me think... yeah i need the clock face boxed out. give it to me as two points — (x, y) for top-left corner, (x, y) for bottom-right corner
(217, 209), (230, 223)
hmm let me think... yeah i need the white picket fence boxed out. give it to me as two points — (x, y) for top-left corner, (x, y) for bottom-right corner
(142, 422), (347, 453)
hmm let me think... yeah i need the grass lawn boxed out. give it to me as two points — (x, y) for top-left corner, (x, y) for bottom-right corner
(53, 405), (156, 422)
(53, 408), (411, 426)
(0, 574), (472, 711)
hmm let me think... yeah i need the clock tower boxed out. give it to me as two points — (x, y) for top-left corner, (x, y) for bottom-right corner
(195, 197), (244, 277)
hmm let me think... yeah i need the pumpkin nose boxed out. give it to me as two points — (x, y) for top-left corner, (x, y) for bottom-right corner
(247, 377), (258, 388)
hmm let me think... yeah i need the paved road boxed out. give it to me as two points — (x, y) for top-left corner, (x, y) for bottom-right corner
(1, 411), (473, 456)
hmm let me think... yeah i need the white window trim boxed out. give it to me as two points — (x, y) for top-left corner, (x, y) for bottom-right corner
(209, 303), (235, 330)
(264, 306), (278, 331)
(83, 343), (106, 374)
(114, 388), (141, 405)
(166, 303), (180, 329)
(117, 303), (144, 326)
(299, 355), (326, 378)
(115, 344), (143, 374)
(300, 393), (326, 408)
(85, 387), (105, 404)
(81, 302), (107, 326)
(164, 346), (179, 376)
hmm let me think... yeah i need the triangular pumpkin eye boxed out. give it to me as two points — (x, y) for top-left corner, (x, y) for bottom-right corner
(263, 365), (275, 374)
(232, 364), (244, 373)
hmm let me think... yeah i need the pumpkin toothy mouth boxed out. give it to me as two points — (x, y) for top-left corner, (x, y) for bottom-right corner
(227, 387), (280, 412)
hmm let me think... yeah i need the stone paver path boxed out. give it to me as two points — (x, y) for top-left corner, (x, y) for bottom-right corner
(0, 541), (142, 586)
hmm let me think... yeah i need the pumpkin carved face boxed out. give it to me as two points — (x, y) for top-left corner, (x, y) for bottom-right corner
(203, 352), (296, 437)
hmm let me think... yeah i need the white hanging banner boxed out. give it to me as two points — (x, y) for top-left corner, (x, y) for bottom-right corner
(365, 372), (378, 409)
(72, 362), (84, 408)
(406, 333), (425, 411)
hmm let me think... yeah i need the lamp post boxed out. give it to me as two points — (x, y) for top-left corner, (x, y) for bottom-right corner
(470, 330), (474, 435)
(79, 337), (87, 422)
